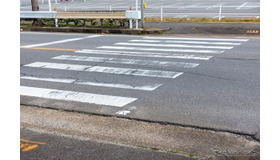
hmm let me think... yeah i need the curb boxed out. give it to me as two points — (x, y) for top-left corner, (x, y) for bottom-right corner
(20, 26), (170, 35)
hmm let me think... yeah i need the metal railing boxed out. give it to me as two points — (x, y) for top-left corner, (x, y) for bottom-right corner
(20, 11), (57, 19)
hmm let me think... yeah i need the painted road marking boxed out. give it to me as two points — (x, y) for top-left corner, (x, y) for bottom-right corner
(246, 30), (259, 34)
(24, 62), (91, 71)
(22, 35), (102, 48)
(236, 2), (248, 10)
(129, 40), (241, 45)
(143, 37), (249, 42)
(20, 139), (46, 152)
(114, 42), (233, 50)
(206, 3), (226, 10)
(97, 46), (223, 54)
(22, 38), (85, 48)
(20, 47), (79, 52)
(52, 55), (199, 68)
(129, 40), (162, 43)
(21, 76), (162, 91)
(20, 86), (137, 107)
(76, 49), (212, 60)
(116, 106), (137, 115)
(24, 62), (184, 78)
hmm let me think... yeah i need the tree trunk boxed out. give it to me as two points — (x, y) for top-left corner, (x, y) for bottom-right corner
(31, 0), (44, 26)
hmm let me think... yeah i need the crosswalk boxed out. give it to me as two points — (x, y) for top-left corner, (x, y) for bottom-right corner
(20, 36), (249, 111)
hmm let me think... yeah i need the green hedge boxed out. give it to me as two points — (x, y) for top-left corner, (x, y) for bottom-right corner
(20, 18), (134, 28)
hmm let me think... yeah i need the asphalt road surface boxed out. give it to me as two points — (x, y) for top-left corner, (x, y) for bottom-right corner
(20, 32), (260, 140)
(21, 128), (193, 160)
(20, 0), (260, 18)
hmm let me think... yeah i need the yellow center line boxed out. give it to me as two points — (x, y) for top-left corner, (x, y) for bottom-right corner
(21, 144), (39, 152)
(20, 47), (79, 52)
(20, 139), (46, 145)
(20, 143), (29, 149)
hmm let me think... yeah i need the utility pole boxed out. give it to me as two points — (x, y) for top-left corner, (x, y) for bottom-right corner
(141, 0), (144, 28)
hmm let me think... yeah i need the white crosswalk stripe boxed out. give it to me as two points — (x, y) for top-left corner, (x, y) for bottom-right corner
(20, 86), (137, 107)
(114, 42), (233, 50)
(76, 49), (212, 60)
(52, 55), (199, 68)
(21, 76), (162, 91)
(97, 46), (224, 54)
(24, 62), (184, 78)
(22, 35), (102, 48)
(143, 37), (249, 42)
(129, 40), (242, 46)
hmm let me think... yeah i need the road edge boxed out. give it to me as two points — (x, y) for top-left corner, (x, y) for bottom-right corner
(21, 105), (260, 160)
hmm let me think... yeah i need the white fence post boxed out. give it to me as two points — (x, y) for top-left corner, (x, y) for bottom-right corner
(218, 5), (222, 21)
(129, 19), (133, 29)
(48, 0), (52, 11)
(161, 6), (163, 21)
(55, 18), (58, 27)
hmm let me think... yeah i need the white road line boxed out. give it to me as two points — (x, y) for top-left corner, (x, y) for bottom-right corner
(165, 40), (241, 46)
(20, 86), (137, 107)
(114, 42), (233, 50)
(21, 76), (162, 91)
(130, 40), (241, 45)
(97, 46), (223, 54)
(143, 37), (249, 42)
(21, 76), (76, 83)
(22, 35), (102, 48)
(76, 49), (212, 60)
(24, 62), (91, 71)
(85, 35), (103, 38)
(206, 3), (226, 10)
(22, 38), (84, 48)
(145, 13), (259, 18)
(24, 62), (183, 79)
(129, 40), (162, 43)
(53, 55), (199, 68)
(236, 2), (248, 10)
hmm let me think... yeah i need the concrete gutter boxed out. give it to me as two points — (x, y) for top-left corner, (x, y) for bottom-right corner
(21, 105), (260, 160)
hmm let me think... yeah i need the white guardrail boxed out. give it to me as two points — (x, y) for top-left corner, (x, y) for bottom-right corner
(20, 10), (141, 29)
